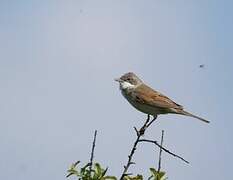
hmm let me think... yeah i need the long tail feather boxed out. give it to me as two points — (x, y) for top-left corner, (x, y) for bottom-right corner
(180, 110), (210, 123)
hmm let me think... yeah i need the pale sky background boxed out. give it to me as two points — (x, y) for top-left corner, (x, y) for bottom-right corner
(0, 0), (233, 179)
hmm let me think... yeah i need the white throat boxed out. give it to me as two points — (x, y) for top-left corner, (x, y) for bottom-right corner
(120, 81), (135, 90)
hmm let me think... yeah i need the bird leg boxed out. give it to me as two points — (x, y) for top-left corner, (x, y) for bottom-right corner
(138, 115), (150, 135)
(146, 115), (157, 128)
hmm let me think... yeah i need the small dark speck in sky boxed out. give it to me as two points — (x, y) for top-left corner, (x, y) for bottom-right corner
(199, 64), (205, 68)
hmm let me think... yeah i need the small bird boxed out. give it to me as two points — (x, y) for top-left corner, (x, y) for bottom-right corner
(115, 72), (209, 123)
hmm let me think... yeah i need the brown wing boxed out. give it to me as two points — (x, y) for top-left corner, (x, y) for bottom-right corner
(132, 84), (183, 110)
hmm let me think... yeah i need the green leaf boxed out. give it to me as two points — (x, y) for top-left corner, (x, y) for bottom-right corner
(66, 161), (81, 178)
(95, 163), (102, 175)
(123, 174), (143, 180)
(158, 171), (165, 178)
(149, 168), (158, 177)
(102, 176), (117, 180)
(149, 168), (167, 180)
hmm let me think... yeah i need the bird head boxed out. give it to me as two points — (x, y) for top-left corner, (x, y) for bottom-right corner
(115, 72), (143, 90)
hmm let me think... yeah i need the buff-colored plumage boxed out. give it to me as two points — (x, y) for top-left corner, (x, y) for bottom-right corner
(115, 72), (209, 123)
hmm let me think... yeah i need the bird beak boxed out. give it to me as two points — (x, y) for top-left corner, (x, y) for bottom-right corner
(114, 78), (122, 82)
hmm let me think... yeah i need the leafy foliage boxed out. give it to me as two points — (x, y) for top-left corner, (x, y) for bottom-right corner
(67, 161), (117, 180)
(67, 161), (167, 180)
(123, 168), (167, 180)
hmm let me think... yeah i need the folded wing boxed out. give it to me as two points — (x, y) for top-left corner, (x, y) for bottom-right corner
(132, 84), (183, 112)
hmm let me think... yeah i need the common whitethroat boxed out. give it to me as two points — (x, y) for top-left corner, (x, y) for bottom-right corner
(115, 72), (209, 123)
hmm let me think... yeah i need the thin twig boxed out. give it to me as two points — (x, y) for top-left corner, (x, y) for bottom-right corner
(89, 130), (97, 177)
(138, 139), (189, 164)
(158, 130), (164, 173)
(119, 115), (153, 180)
(120, 115), (189, 179)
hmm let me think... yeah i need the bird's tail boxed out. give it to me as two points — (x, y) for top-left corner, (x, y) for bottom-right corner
(179, 110), (210, 124)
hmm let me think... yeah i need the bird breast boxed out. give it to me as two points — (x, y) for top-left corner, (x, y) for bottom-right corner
(121, 89), (160, 116)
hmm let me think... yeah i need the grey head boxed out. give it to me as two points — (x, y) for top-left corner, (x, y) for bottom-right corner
(115, 72), (143, 86)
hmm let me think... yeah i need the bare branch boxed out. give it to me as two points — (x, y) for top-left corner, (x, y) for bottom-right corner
(119, 115), (152, 180)
(138, 139), (189, 164)
(89, 130), (97, 176)
(158, 130), (164, 173)
(120, 114), (189, 180)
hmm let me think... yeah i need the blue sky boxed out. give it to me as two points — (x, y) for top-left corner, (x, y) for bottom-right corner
(0, 0), (233, 179)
